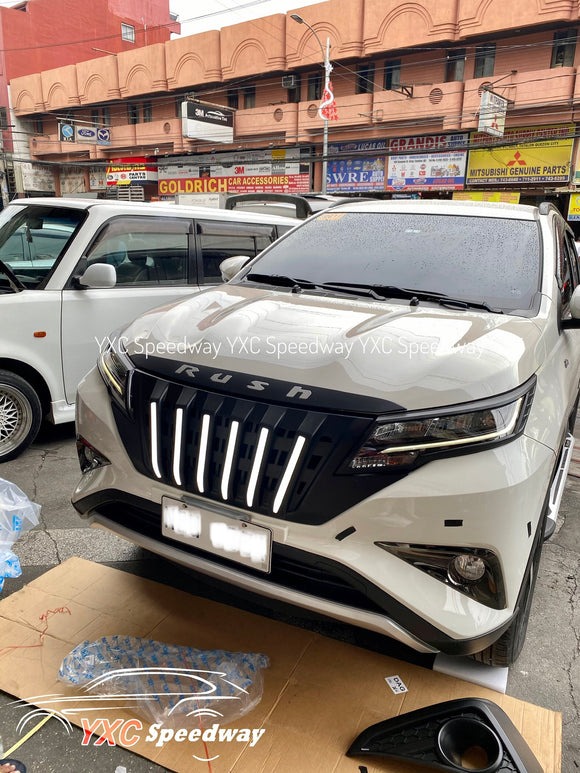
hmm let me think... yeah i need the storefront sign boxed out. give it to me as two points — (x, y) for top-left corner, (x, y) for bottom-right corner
(453, 191), (520, 204)
(387, 133), (468, 191)
(181, 101), (234, 144)
(568, 193), (580, 221)
(90, 166), (107, 190)
(59, 123), (75, 143)
(478, 90), (508, 138)
(75, 126), (111, 146)
(158, 149), (310, 196)
(466, 124), (574, 185)
(20, 162), (56, 193)
(60, 167), (86, 195)
(106, 157), (158, 186)
(326, 141), (386, 192)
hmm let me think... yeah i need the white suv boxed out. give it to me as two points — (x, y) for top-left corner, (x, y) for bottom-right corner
(0, 198), (296, 461)
(72, 200), (580, 666)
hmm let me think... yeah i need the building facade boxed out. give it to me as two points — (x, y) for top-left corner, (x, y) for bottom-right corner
(7, 0), (580, 219)
(0, 0), (179, 202)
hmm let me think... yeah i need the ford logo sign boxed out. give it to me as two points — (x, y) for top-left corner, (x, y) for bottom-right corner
(78, 128), (94, 137)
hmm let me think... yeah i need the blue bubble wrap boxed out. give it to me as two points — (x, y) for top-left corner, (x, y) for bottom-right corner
(58, 635), (269, 727)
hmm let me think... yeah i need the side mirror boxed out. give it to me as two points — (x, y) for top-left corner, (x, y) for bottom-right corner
(562, 285), (580, 328)
(78, 263), (117, 289)
(220, 255), (251, 282)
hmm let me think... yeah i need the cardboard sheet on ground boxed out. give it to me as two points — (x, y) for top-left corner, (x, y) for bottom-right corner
(0, 558), (561, 772)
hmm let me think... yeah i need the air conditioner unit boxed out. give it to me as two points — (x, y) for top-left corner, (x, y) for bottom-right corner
(282, 75), (297, 89)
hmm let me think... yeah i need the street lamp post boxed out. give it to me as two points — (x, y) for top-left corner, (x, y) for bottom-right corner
(290, 14), (331, 194)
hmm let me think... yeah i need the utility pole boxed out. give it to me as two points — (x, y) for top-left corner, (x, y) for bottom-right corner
(290, 14), (332, 194)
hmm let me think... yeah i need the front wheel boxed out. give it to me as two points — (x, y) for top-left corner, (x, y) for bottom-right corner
(0, 370), (42, 462)
(471, 530), (543, 667)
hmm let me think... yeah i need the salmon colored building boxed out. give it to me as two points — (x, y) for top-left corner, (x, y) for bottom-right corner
(0, 0), (179, 199)
(8, 0), (580, 211)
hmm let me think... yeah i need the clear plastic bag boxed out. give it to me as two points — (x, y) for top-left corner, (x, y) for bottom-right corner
(0, 478), (41, 593)
(58, 635), (269, 727)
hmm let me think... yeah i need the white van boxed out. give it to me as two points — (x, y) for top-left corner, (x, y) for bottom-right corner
(0, 197), (297, 461)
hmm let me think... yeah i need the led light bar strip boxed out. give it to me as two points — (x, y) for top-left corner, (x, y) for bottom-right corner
(172, 407), (184, 486)
(272, 435), (306, 514)
(196, 413), (211, 494)
(221, 420), (240, 500)
(246, 427), (270, 508)
(149, 402), (162, 479)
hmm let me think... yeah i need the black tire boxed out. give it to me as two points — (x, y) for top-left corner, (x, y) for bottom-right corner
(471, 531), (543, 667)
(0, 370), (42, 462)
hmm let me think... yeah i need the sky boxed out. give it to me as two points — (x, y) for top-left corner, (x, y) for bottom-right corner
(169, 0), (326, 36)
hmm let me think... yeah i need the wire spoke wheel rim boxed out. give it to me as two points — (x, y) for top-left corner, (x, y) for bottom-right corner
(0, 384), (33, 456)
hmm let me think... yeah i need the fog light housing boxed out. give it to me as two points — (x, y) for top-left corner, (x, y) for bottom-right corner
(376, 543), (505, 609)
(76, 437), (110, 474)
(448, 554), (486, 585)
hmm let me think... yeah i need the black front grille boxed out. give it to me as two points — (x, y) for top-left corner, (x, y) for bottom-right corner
(114, 369), (379, 523)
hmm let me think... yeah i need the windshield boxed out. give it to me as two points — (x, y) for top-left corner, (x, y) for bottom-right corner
(238, 211), (542, 313)
(0, 204), (86, 290)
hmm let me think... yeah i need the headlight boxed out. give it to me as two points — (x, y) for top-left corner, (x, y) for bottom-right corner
(98, 340), (132, 405)
(349, 379), (535, 471)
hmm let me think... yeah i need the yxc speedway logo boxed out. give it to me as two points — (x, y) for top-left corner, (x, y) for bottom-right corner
(81, 718), (265, 749)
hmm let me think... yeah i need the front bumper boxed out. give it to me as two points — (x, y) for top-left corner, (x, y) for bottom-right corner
(73, 366), (556, 656)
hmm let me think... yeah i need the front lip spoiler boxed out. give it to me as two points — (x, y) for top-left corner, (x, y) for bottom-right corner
(88, 513), (439, 655)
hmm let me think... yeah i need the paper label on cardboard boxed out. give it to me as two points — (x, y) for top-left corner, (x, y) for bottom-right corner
(385, 675), (408, 694)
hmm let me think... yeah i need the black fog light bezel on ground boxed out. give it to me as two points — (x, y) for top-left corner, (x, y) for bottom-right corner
(376, 542), (506, 609)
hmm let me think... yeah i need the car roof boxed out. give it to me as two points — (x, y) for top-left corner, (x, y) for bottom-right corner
(322, 198), (540, 220)
(13, 197), (299, 226)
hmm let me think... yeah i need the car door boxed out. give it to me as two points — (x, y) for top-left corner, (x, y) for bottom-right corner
(60, 214), (197, 404)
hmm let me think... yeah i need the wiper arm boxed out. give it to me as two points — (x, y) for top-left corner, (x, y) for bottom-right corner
(246, 273), (379, 298)
(0, 259), (24, 292)
(324, 283), (503, 312)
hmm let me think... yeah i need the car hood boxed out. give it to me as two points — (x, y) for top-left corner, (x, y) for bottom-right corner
(122, 284), (543, 412)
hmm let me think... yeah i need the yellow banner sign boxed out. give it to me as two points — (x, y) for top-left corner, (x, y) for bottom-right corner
(467, 125), (574, 185)
(568, 193), (580, 221)
(453, 191), (520, 204)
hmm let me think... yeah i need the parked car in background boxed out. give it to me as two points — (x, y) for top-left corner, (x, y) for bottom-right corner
(224, 192), (374, 218)
(72, 199), (580, 666)
(0, 198), (297, 461)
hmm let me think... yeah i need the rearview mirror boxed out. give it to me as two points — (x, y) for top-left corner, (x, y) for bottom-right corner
(78, 263), (117, 289)
(220, 255), (251, 282)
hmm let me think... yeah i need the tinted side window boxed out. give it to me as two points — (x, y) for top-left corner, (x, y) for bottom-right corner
(85, 217), (191, 286)
(556, 221), (572, 308)
(196, 220), (276, 283)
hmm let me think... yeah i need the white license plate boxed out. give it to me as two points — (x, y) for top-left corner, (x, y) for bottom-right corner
(161, 497), (272, 573)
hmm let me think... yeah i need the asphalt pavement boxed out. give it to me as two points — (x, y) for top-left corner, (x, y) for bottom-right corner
(0, 420), (578, 773)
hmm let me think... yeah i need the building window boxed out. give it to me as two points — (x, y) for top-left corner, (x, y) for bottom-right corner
(0, 107), (8, 130)
(127, 103), (139, 124)
(227, 89), (239, 110)
(356, 62), (375, 94)
(287, 74), (301, 104)
(102, 106), (111, 126)
(445, 48), (466, 82)
(242, 87), (256, 109)
(384, 59), (401, 90)
(474, 43), (495, 78)
(551, 29), (577, 67)
(121, 23), (135, 43)
(143, 101), (153, 123)
(91, 109), (100, 126)
(308, 73), (322, 101)
(33, 117), (43, 134)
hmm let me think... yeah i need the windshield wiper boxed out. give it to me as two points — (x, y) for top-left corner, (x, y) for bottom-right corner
(322, 283), (504, 313)
(246, 273), (376, 298)
(0, 259), (24, 293)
